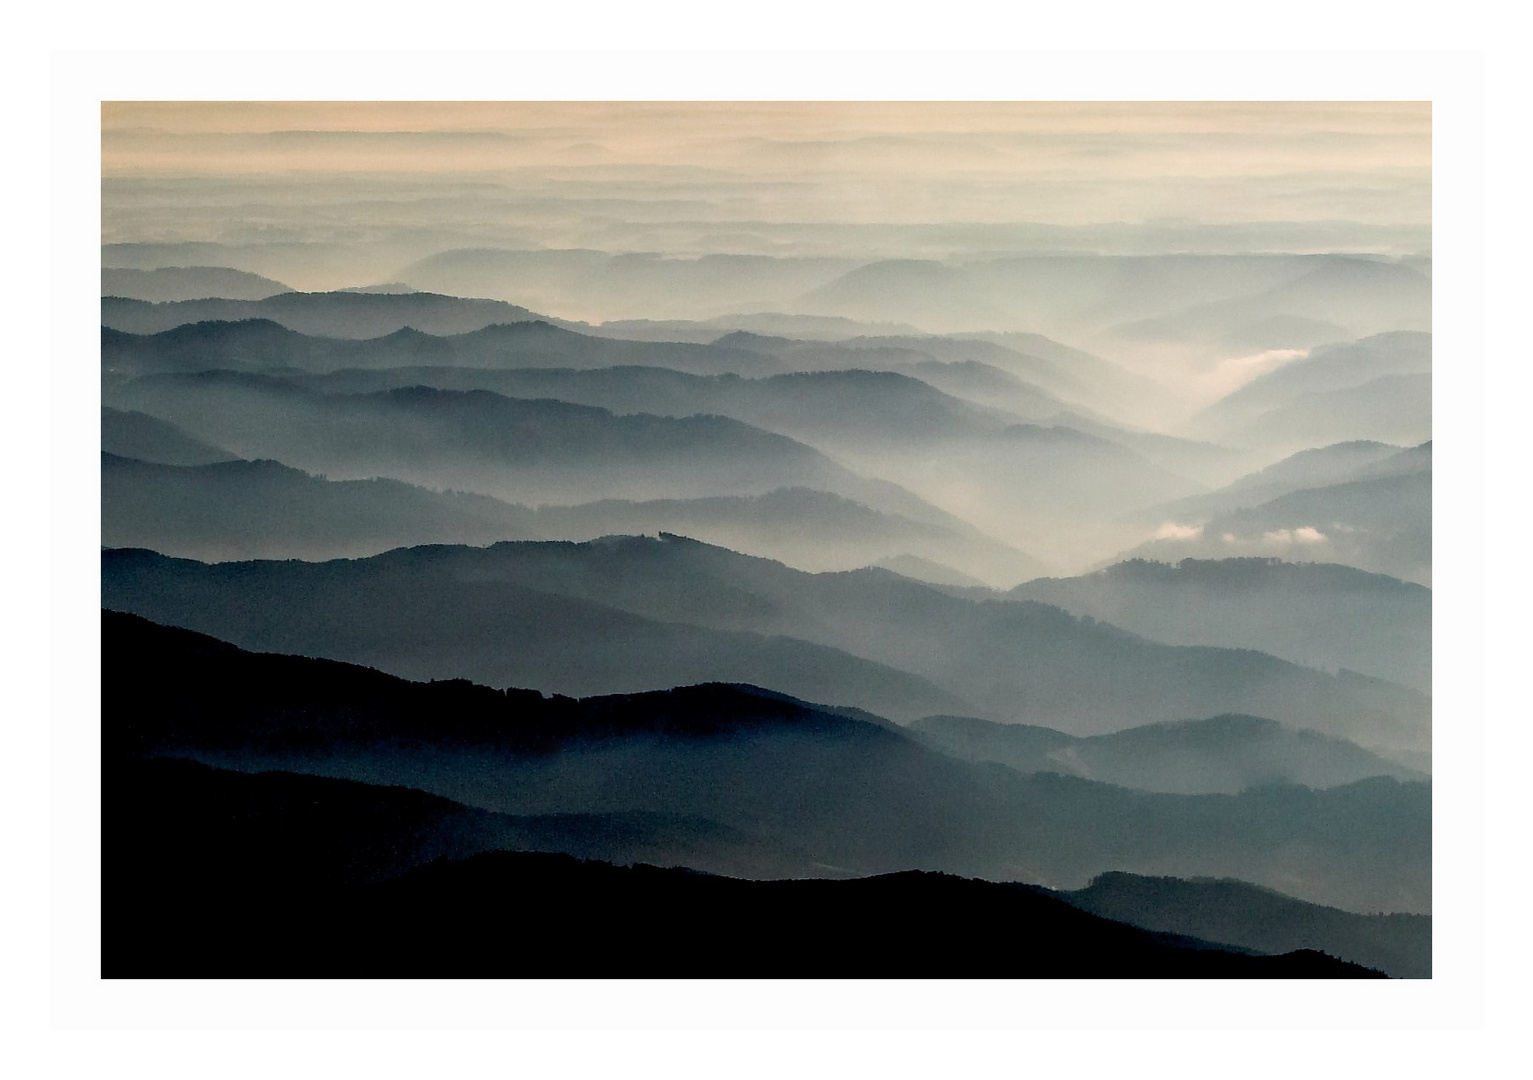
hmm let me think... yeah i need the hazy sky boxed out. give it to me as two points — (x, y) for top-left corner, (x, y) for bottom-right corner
(102, 101), (1430, 268)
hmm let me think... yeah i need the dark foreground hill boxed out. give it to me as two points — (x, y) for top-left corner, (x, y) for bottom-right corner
(1057, 871), (1430, 979)
(100, 611), (1432, 913)
(102, 758), (1382, 979)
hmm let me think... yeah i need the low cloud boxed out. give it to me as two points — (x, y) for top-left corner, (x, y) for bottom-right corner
(1153, 522), (1203, 541)
(1263, 526), (1327, 545)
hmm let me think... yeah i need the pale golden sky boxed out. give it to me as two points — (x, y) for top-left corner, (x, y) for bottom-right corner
(101, 101), (1431, 267)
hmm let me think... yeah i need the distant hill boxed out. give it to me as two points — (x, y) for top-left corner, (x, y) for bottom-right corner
(1011, 557), (1431, 693)
(796, 254), (1429, 353)
(393, 247), (858, 323)
(101, 407), (237, 467)
(1149, 440), (1412, 521)
(910, 713), (1425, 795)
(101, 452), (536, 561)
(1122, 466), (1431, 588)
(100, 538), (1431, 757)
(99, 291), (552, 338)
(107, 373), (966, 528)
(1189, 332), (1432, 449)
(874, 554), (988, 589)
(589, 312), (927, 342)
(1110, 263), (1430, 352)
(102, 266), (292, 302)
(1056, 871), (1428, 978)
(100, 610), (1432, 915)
(100, 450), (1041, 583)
(100, 318), (785, 378)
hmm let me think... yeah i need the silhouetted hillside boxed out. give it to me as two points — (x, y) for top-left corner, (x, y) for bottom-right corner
(99, 290), (553, 338)
(911, 713), (1425, 794)
(101, 452), (536, 561)
(260, 361), (1203, 565)
(108, 374), (964, 526)
(1012, 558), (1431, 693)
(101, 317), (786, 378)
(101, 446), (1040, 582)
(101, 407), (237, 467)
(1122, 468), (1431, 587)
(1058, 871), (1429, 978)
(104, 760), (1383, 977)
(100, 539), (1431, 757)
(102, 266), (291, 302)
(101, 610), (1432, 914)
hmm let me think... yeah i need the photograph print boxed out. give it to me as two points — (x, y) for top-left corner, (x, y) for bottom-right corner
(99, 101), (1432, 978)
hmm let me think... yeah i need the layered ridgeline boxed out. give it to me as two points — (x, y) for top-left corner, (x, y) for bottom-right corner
(97, 305), (1198, 451)
(101, 537), (1430, 762)
(910, 714), (1425, 795)
(101, 406), (237, 467)
(102, 610), (1430, 917)
(102, 317), (1240, 572)
(387, 250), (1428, 361)
(1121, 441), (1431, 586)
(105, 373), (965, 523)
(1186, 333), (1431, 452)
(102, 266), (293, 302)
(1054, 872), (1429, 979)
(1012, 558), (1430, 694)
(106, 758), (1386, 978)
(101, 450), (1038, 581)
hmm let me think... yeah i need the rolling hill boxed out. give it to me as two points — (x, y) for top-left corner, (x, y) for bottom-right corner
(100, 538), (1431, 757)
(910, 713), (1426, 794)
(1011, 557), (1431, 693)
(101, 610), (1432, 915)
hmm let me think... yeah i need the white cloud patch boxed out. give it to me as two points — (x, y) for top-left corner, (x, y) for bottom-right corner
(1197, 348), (1309, 400)
(1221, 532), (1238, 543)
(1263, 526), (1327, 546)
(1153, 522), (1203, 541)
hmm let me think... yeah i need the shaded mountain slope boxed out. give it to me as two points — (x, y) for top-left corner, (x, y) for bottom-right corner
(102, 266), (291, 302)
(105, 764), (1381, 978)
(99, 290), (552, 338)
(100, 610), (1432, 914)
(107, 373), (965, 528)
(1011, 558), (1430, 693)
(1058, 871), (1430, 978)
(99, 557), (970, 723)
(101, 447), (1041, 582)
(1121, 469), (1431, 587)
(1189, 332), (1432, 448)
(100, 406), (237, 467)
(1148, 440), (1413, 522)
(101, 317), (786, 378)
(910, 713), (1425, 795)
(101, 452), (536, 561)
(100, 539), (1430, 755)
